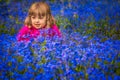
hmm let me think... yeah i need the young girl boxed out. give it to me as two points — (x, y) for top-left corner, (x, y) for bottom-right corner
(17, 1), (61, 42)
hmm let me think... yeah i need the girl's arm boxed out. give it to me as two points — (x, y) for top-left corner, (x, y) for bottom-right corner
(17, 26), (30, 42)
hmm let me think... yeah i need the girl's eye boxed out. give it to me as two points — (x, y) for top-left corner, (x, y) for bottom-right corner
(31, 16), (35, 19)
(39, 16), (44, 19)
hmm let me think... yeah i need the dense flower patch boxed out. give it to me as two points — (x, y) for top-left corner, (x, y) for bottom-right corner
(0, 31), (120, 79)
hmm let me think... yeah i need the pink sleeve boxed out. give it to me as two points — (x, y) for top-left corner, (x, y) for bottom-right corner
(17, 26), (30, 41)
(52, 24), (62, 37)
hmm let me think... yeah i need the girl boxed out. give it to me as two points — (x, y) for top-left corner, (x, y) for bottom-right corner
(17, 1), (61, 42)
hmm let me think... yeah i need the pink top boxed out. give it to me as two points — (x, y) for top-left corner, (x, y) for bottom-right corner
(17, 24), (61, 42)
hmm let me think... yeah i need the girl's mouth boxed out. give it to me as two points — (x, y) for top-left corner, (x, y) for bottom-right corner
(35, 24), (40, 25)
(35, 24), (41, 28)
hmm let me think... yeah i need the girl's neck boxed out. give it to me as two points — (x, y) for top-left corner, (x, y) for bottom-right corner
(31, 25), (46, 30)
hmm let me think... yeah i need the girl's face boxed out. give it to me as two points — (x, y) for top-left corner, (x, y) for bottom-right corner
(31, 15), (47, 29)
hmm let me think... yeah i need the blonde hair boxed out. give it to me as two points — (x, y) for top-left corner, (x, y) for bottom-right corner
(24, 2), (55, 28)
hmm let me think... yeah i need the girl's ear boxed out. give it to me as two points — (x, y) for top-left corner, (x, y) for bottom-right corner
(24, 16), (31, 28)
(24, 16), (29, 25)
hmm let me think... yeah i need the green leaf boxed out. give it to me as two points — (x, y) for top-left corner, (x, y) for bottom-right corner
(6, 71), (13, 77)
(33, 53), (38, 58)
(38, 68), (44, 73)
(10, 27), (15, 35)
(18, 68), (27, 74)
(40, 47), (46, 52)
(41, 56), (46, 64)
(38, 56), (47, 65)
(17, 56), (23, 63)
(111, 60), (115, 65)
(41, 40), (46, 46)
(85, 73), (88, 79)
(115, 68), (120, 75)
(93, 62), (100, 68)
(8, 61), (12, 66)
(75, 65), (85, 72)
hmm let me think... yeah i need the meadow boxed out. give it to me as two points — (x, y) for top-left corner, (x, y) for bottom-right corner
(0, 0), (120, 80)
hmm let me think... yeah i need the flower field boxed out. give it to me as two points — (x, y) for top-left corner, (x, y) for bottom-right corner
(0, 0), (120, 80)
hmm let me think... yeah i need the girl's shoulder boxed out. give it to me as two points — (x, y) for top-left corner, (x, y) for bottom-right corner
(19, 25), (30, 33)
(51, 24), (61, 37)
(51, 24), (59, 30)
(51, 24), (60, 31)
(17, 25), (31, 42)
(21, 25), (29, 30)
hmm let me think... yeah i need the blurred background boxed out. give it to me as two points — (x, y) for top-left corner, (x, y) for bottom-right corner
(0, 0), (120, 40)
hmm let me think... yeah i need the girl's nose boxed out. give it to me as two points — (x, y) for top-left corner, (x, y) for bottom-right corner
(36, 18), (39, 22)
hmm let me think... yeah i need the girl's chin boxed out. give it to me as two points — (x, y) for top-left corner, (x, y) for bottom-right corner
(34, 26), (42, 29)
(33, 25), (46, 29)
(35, 27), (41, 29)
